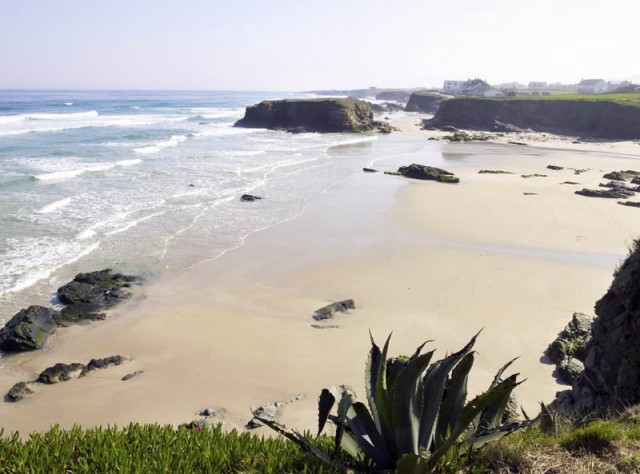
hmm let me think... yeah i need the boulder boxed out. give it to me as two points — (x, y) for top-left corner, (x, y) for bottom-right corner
(0, 306), (57, 352)
(52, 304), (106, 327)
(57, 269), (136, 308)
(554, 241), (640, 415)
(547, 165), (564, 171)
(363, 168), (378, 173)
(38, 363), (86, 384)
(122, 370), (144, 381)
(619, 201), (640, 208)
(545, 312), (593, 363)
(575, 188), (635, 199)
(240, 194), (262, 202)
(6, 382), (34, 402)
(603, 171), (637, 181)
(234, 98), (376, 133)
(556, 358), (584, 385)
(397, 164), (460, 184)
(313, 299), (356, 321)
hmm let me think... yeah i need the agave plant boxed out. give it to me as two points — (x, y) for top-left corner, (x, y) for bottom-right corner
(255, 331), (532, 473)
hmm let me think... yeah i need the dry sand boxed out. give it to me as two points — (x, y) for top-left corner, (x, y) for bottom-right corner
(1, 122), (640, 436)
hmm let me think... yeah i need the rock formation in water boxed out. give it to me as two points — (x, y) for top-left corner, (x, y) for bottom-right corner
(235, 98), (378, 133)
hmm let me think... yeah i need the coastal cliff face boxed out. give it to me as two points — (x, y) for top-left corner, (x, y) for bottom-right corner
(556, 242), (640, 415)
(429, 98), (640, 139)
(234, 98), (376, 133)
(404, 92), (447, 113)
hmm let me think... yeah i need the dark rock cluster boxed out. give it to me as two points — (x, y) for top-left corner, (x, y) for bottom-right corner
(555, 241), (640, 415)
(394, 163), (460, 184)
(0, 269), (138, 353)
(545, 312), (593, 385)
(575, 169), (640, 203)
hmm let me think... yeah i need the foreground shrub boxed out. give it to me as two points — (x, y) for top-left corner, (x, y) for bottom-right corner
(256, 331), (531, 473)
(0, 423), (338, 473)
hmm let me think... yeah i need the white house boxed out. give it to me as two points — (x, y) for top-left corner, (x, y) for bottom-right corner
(443, 80), (466, 92)
(576, 79), (608, 94)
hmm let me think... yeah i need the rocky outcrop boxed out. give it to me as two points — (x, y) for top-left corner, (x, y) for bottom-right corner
(234, 98), (377, 133)
(575, 188), (635, 199)
(396, 164), (460, 183)
(555, 241), (640, 415)
(427, 98), (640, 139)
(375, 90), (412, 102)
(6, 355), (131, 402)
(57, 269), (136, 307)
(0, 306), (57, 352)
(0, 270), (138, 354)
(545, 312), (593, 385)
(240, 194), (262, 202)
(313, 300), (356, 321)
(405, 92), (447, 113)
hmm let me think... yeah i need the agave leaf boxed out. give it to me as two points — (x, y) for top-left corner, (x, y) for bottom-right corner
(252, 415), (335, 466)
(434, 351), (474, 450)
(347, 397), (395, 469)
(409, 340), (432, 360)
(334, 389), (356, 458)
(478, 359), (522, 431)
(366, 331), (384, 433)
(318, 385), (350, 436)
(373, 333), (397, 457)
(418, 331), (479, 451)
(464, 419), (536, 451)
(489, 357), (519, 390)
(391, 350), (435, 456)
(339, 430), (365, 460)
(430, 374), (522, 465)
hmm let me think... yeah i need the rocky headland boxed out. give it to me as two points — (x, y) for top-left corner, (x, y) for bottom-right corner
(234, 98), (380, 133)
(404, 91), (448, 113)
(425, 97), (640, 139)
(554, 240), (640, 416)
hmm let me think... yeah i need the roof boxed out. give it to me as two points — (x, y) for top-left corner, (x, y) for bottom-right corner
(578, 79), (606, 86)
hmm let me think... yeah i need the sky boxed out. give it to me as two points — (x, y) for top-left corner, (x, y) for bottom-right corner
(1, 0), (639, 91)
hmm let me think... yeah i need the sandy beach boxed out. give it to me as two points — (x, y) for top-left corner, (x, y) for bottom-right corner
(1, 118), (640, 436)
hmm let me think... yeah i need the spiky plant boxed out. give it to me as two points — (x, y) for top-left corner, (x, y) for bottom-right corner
(255, 331), (533, 473)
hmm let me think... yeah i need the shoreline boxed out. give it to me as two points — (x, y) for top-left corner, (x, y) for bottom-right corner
(1, 130), (640, 436)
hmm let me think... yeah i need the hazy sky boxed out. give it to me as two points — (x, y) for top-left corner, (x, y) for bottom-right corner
(1, 0), (638, 90)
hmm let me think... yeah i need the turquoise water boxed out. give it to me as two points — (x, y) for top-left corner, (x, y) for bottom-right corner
(0, 90), (432, 322)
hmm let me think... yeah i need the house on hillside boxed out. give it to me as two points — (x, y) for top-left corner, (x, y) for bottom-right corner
(528, 81), (547, 89)
(442, 78), (499, 97)
(576, 79), (608, 94)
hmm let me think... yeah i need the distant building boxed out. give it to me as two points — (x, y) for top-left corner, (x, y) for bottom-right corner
(443, 80), (466, 92)
(607, 80), (632, 92)
(576, 79), (608, 94)
(442, 79), (497, 96)
(528, 81), (547, 89)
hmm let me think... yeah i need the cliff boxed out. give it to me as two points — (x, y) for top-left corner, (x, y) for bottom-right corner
(234, 98), (376, 133)
(404, 92), (448, 113)
(428, 97), (640, 139)
(556, 240), (640, 415)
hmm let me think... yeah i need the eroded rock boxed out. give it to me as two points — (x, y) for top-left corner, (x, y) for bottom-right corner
(38, 363), (86, 384)
(397, 164), (460, 183)
(56, 269), (137, 307)
(6, 382), (34, 402)
(0, 306), (57, 352)
(313, 300), (355, 321)
(575, 188), (635, 199)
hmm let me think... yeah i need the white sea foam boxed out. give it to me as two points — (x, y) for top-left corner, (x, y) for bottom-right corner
(64, 102), (74, 106)
(0, 112), (188, 137)
(34, 159), (141, 181)
(225, 150), (266, 157)
(0, 239), (100, 295)
(191, 107), (245, 119)
(134, 135), (188, 154)
(37, 197), (73, 214)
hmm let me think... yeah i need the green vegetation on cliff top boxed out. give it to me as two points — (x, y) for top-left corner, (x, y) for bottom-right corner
(466, 93), (640, 106)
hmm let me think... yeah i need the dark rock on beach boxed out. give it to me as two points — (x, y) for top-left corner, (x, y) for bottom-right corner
(556, 358), (585, 385)
(313, 299), (356, 321)
(575, 188), (635, 199)
(52, 304), (106, 327)
(122, 370), (144, 381)
(603, 170), (640, 182)
(57, 269), (136, 308)
(6, 382), (34, 402)
(38, 362), (86, 384)
(547, 165), (564, 171)
(619, 201), (640, 208)
(545, 312), (593, 364)
(80, 355), (128, 377)
(240, 194), (262, 202)
(0, 306), (57, 352)
(235, 98), (377, 133)
(363, 167), (378, 173)
(397, 164), (460, 183)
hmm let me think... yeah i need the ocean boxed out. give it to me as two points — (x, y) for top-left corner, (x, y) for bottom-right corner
(0, 90), (429, 323)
